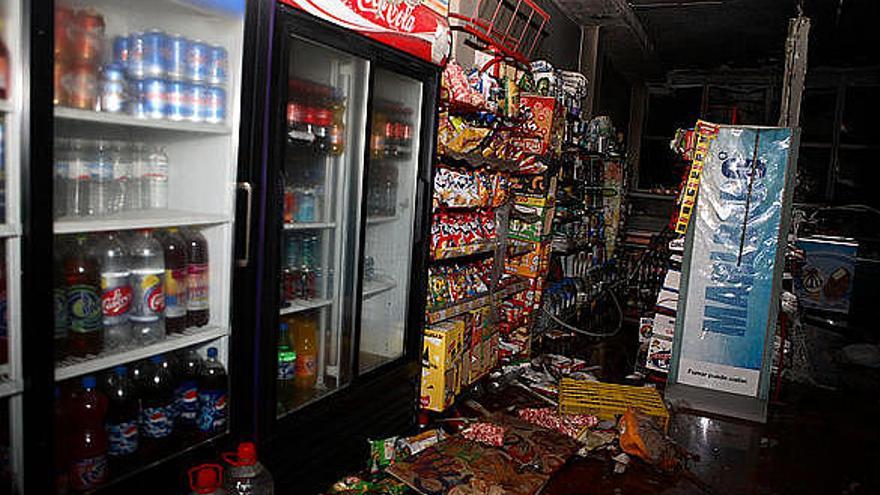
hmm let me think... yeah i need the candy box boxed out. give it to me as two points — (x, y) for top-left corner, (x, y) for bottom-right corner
(419, 319), (465, 412)
(508, 198), (555, 243)
(505, 241), (551, 277)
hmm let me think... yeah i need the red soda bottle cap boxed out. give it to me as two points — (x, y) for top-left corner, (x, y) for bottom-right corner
(222, 441), (257, 466)
(188, 464), (223, 495)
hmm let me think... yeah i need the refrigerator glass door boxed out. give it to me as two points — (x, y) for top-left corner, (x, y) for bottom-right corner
(277, 37), (368, 415)
(51, 0), (245, 489)
(358, 68), (422, 374)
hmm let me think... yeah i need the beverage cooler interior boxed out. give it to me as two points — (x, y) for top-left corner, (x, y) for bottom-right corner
(51, 0), (244, 490)
(358, 69), (422, 375)
(278, 37), (368, 415)
(275, 27), (428, 419)
(0, 0), (23, 491)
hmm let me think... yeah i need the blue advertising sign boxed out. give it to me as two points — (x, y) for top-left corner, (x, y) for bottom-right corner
(671, 124), (797, 398)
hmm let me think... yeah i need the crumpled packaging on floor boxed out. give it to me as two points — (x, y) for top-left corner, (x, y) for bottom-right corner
(618, 408), (687, 471)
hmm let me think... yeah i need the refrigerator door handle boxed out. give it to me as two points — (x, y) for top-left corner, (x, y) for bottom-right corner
(236, 181), (254, 267)
(414, 176), (428, 244)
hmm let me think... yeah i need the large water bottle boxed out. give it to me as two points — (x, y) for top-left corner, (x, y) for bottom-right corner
(54, 138), (69, 219)
(89, 140), (114, 216)
(143, 145), (168, 210)
(129, 143), (146, 211)
(67, 138), (90, 217)
(222, 442), (274, 495)
(96, 232), (133, 350)
(109, 141), (132, 214)
(128, 229), (166, 345)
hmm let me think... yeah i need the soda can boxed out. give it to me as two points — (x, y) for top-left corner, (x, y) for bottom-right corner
(187, 84), (206, 123)
(142, 78), (166, 119)
(206, 44), (227, 86)
(185, 40), (208, 83)
(143, 30), (166, 78)
(55, 6), (75, 62)
(203, 86), (225, 124)
(99, 64), (128, 113)
(165, 34), (188, 81)
(112, 36), (131, 69)
(129, 80), (147, 118)
(127, 32), (146, 79)
(166, 81), (190, 121)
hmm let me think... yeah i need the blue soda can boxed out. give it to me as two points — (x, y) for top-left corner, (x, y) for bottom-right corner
(99, 64), (128, 113)
(129, 80), (147, 118)
(166, 80), (190, 121)
(206, 44), (227, 86)
(143, 78), (166, 119)
(112, 36), (131, 69)
(185, 40), (208, 83)
(143, 29), (166, 78)
(165, 34), (188, 81)
(187, 84), (206, 123)
(128, 32), (147, 79)
(204, 86), (225, 124)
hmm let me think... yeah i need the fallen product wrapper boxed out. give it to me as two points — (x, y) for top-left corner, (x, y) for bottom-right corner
(386, 413), (579, 495)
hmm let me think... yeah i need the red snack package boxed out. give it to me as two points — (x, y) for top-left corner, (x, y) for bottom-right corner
(462, 422), (506, 447)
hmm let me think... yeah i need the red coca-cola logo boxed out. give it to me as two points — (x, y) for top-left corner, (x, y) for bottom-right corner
(355, 0), (417, 32)
(102, 286), (132, 316)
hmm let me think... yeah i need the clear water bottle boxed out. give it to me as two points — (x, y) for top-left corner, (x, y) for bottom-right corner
(128, 229), (166, 345)
(143, 145), (168, 210)
(88, 140), (114, 216)
(129, 143), (146, 211)
(96, 232), (134, 350)
(222, 442), (274, 495)
(54, 138), (69, 219)
(109, 141), (132, 214)
(67, 138), (90, 217)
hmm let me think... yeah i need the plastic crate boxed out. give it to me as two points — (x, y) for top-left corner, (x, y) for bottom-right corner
(558, 378), (670, 431)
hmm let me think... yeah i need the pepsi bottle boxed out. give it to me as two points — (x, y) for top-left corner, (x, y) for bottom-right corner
(197, 347), (227, 435)
(104, 366), (139, 463)
(139, 355), (175, 457)
(174, 349), (202, 430)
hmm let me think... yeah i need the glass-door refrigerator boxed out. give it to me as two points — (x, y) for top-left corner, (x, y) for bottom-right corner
(248, 2), (446, 492)
(27, 0), (251, 492)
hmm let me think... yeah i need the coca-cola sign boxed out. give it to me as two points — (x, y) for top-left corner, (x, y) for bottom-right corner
(281, 0), (450, 65)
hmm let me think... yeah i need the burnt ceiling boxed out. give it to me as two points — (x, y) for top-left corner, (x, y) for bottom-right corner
(553, 0), (880, 80)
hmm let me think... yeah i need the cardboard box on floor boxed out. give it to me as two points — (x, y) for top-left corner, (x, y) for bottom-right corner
(419, 318), (465, 412)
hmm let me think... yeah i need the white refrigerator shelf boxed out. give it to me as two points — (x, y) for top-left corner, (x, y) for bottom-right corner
(55, 107), (232, 134)
(54, 210), (231, 234)
(55, 325), (229, 381)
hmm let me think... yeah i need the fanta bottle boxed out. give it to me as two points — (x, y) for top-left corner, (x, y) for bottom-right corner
(68, 376), (109, 492)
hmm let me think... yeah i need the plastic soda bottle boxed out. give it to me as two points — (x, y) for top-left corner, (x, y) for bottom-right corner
(175, 349), (202, 430)
(222, 442), (275, 495)
(68, 376), (109, 492)
(128, 229), (166, 344)
(103, 366), (139, 461)
(65, 235), (103, 357)
(159, 228), (188, 334)
(54, 240), (69, 361)
(184, 228), (210, 327)
(139, 355), (176, 455)
(292, 313), (317, 390)
(198, 347), (227, 434)
(188, 464), (224, 495)
(276, 322), (296, 410)
(97, 232), (133, 350)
